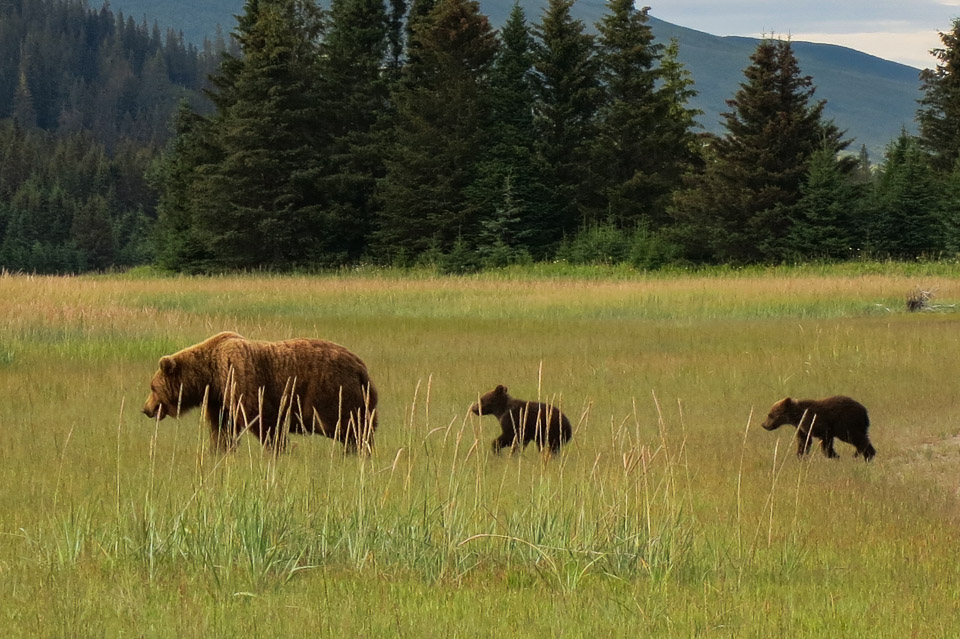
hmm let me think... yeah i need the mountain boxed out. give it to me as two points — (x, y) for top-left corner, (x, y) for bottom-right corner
(646, 17), (922, 159)
(109, 0), (923, 158)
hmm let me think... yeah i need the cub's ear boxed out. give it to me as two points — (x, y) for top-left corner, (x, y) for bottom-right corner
(159, 356), (177, 374)
(497, 384), (508, 394)
(783, 397), (794, 408)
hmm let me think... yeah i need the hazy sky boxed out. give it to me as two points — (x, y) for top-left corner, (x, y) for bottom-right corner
(649, 0), (960, 68)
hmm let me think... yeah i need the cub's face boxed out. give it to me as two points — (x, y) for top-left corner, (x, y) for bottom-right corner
(471, 384), (509, 416)
(761, 398), (793, 431)
(142, 356), (181, 420)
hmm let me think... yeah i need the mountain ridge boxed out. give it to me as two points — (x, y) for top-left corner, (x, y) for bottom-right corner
(108, 0), (923, 157)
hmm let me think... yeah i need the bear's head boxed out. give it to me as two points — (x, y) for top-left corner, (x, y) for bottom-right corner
(761, 397), (797, 430)
(471, 384), (510, 417)
(143, 355), (188, 420)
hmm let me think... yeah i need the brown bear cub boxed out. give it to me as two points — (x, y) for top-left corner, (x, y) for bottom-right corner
(471, 385), (572, 455)
(143, 332), (378, 453)
(761, 396), (876, 460)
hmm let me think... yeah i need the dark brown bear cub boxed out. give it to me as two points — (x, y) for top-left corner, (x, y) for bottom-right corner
(471, 385), (572, 455)
(761, 396), (876, 460)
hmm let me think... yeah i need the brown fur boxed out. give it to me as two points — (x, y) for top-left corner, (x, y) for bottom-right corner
(142, 332), (378, 453)
(470, 384), (572, 455)
(761, 395), (875, 460)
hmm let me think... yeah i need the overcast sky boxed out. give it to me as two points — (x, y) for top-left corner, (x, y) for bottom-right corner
(649, 1), (960, 68)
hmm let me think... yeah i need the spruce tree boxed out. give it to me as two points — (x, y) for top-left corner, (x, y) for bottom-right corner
(193, 0), (326, 270)
(790, 144), (861, 260)
(919, 18), (960, 173)
(316, 0), (390, 265)
(867, 131), (944, 257)
(852, 143), (873, 185)
(476, 175), (531, 266)
(149, 102), (218, 272)
(531, 0), (601, 243)
(941, 164), (960, 253)
(374, 0), (497, 260)
(656, 39), (703, 193)
(592, 0), (662, 227)
(467, 3), (550, 258)
(671, 39), (848, 263)
(386, 0), (406, 77)
(71, 195), (115, 271)
(12, 71), (37, 129)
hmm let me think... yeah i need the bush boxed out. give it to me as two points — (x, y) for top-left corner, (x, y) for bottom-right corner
(556, 223), (631, 264)
(628, 225), (680, 270)
(557, 223), (679, 269)
(441, 236), (480, 275)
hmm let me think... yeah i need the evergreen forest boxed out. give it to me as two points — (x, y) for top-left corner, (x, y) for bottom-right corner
(3, 0), (960, 273)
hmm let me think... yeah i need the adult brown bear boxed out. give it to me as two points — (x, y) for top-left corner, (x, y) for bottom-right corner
(142, 332), (378, 453)
(470, 384), (572, 455)
(761, 396), (875, 460)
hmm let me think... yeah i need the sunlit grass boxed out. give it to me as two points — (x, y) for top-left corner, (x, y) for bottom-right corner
(2, 264), (960, 635)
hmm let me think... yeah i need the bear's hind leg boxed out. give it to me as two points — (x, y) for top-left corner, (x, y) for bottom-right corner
(820, 437), (839, 459)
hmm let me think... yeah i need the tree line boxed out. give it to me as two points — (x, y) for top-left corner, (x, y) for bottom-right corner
(2, 0), (960, 273)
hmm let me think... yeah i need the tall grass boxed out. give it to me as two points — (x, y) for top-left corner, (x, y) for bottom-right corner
(1, 265), (960, 635)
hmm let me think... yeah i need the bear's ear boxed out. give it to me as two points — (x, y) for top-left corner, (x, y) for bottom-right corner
(497, 384), (508, 394)
(159, 356), (177, 374)
(782, 397), (794, 409)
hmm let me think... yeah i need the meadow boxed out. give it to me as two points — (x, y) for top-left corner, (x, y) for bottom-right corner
(2, 264), (960, 637)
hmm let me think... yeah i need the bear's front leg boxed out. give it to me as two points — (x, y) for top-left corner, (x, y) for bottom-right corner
(796, 430), (814, 457)
(491, 432), (517, 455)
(820, 437), (839, 459)
(210, 422), (241, 452)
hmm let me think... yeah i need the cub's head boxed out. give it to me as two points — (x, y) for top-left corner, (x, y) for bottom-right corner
(471, 384), (510, 417)
(761, 397), (796, 431)
(142, 356), (185, 420)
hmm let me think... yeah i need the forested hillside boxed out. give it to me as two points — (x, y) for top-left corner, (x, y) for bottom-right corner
(109, 0), (923, 155)
(0, 0), (223, 272)
(0, 0), (958, 274)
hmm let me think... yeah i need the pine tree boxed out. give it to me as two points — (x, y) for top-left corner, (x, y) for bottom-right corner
(592, 8), (701, 230)
(531, 0), (601, 243)
(655, 39), (703, 194)
(71, 195), (115, 271)
(149, 102), (218, 272)
(941, 164), (960, 253)
(918, 18), (960, 173)
(466, 2), (550, 258)
(852, 143), (873, 185)
(867, 131), (945, 257)
(671, 39), (848, 263)
(790, 145), (861, 260)
(374, 0), (497, 260)
(592, 0), (661, 226)
(316, 0), (390, 265)
(404, 0), (437, 66)
(386, 0), (406, 77)
(12, 71), (37, 129)
(193, 0), (327, 270)
(476, 175), (531, 266)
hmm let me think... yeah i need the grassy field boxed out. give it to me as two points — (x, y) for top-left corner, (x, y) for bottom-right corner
(2, 265), (960, 637)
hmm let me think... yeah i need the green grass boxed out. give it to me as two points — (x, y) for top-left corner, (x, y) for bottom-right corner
(2, 264), (960, 636)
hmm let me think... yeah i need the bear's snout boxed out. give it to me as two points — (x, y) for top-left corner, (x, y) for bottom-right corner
(470, 402), (480, 415)
(142, 395), (165, 420)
